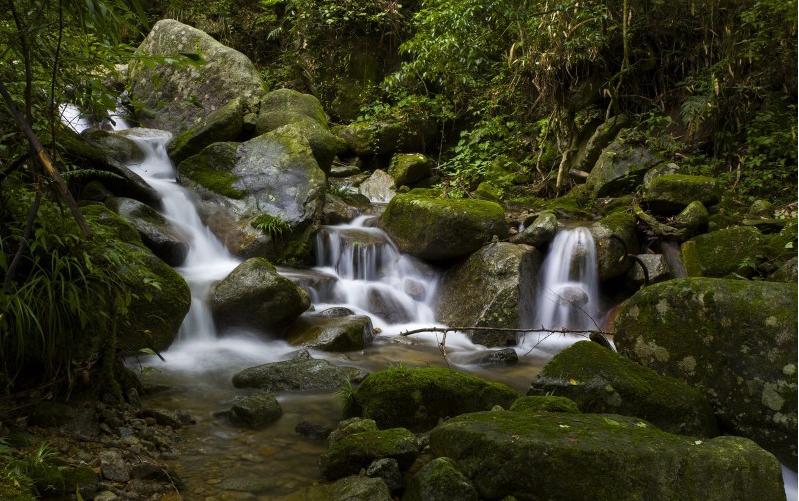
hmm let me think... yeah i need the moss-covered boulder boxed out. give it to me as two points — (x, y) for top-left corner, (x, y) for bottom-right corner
(229, 390), (283, 429)
(437, 243), (541, 347)
(613, 278), (797, 464)
(167, 97), (249, 164)
(347, 367), (520, 431)
(232, 349), (363, 392)
(402, 457), (478, 501)
(673, 200), (710, 236)
(320, 427), (419, 480)
(509, 395), (580, 414)
(589, 209), (639, 281)
(510, 211), (557, 247)
(128, 19), (264, 134)
(210, 257), (309, 331)
(388, 153), (433, 187)
(335, 111), (437, 160)
(82, 129), (144, 164)
(681, 226), (765, 277)
(277, 475), (391, 501)
(430, 410), (785, 501)
(259, 88), (329, 127)
(584, 136), (663, 196)
(643, 174), (720, 213)
(380, 192), (508, 261)
(105, 196), (189, 266)
(284, 313), (374, 352)
(529, 341), (718, 436)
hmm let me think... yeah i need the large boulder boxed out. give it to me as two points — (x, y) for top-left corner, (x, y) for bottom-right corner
(178, 127), (326, 259)
(380, 192), (508, 261)
(81, 129), (144, 164)
(437, 243), (541, 347)
(510, 211), (557, 247)
(589, 209), (639, 281)
(430, 410), (785, 501)
(167, 97), (249, 164)
(320, 427), (418, 480)
(105, 197), (189, 266)
(347, 367), (519, 431)
(529, 341), (718, 437)
(128, 19), (264, 134)
(681, 226), (764, 277)
(643, 174), (720, 213)
(209, 257), (310, 331)
(584, 136), (663, 196)
(284, 313), (374, 352)
(232, 349), (364, 392)
(402, 457), (478, 501)
(613, 278), (798, 464)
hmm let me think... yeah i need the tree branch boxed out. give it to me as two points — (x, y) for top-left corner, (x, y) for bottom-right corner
(400, 325), (610, 337)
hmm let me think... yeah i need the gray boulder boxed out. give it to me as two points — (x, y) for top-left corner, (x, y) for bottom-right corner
(82, 129), (144, 164)
(284, 313), (374, 352)
(359, 169), (396, 203)
(511, 211), (557, 247)
(625, 253), (671, 287)
(585, 135), (663, 196)
(229, 391), (282, 429)
(232, 349), (364, 392)
(167, 97), (249, 164)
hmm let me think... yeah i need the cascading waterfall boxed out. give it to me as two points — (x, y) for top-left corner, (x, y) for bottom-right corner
(120, 128), (241, 341)
(310, 216), (439, 332)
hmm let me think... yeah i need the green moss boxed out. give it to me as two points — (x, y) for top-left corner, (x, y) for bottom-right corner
(531, 341), (718, 436)
(168, 97), (245, 163)
(319, 427), (418, 480)
(404, 457), (478, 501)
(349, 366), (520, 431)
(688, 226), (764, 277)
(643, 174), (720, 212)
(178, 142), (244, 199)
(510, 396), (580, 414)
(680, 240), (703, 277)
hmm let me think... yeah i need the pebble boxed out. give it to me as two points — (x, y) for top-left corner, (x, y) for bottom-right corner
(100, 450), (130, 482)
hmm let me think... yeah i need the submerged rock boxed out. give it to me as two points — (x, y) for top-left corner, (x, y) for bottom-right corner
(229, 391), (282, 429)
(210, 257), (310, 331)
(320, 427), (418, 480)
(232, 349), (363, 392)
(459, 348), (519, 367)
(380, 192), (508, 261)
(529, 341), (719, 437)
(430, 410), (785, 501)
(128, 19), (264, 134)
(614, 278), (797, 464)
(403, 457), (478, 501)
(437, 243), (541, 347)
(347, 366), (519, 431)
(284, 313), (374, 352)
(106, 197), (189, 266)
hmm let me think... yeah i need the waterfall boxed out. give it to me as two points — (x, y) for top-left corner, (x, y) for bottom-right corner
(309, 216), (439, 332)
(533, 227), (600, 333)
(121, 128), (241, 341)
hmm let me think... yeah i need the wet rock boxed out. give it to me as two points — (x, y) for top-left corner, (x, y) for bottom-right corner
(99, 450), (129, 482)
(643, 174), (720, 213)
(589, 209), (639, 281)
(511, 211), (557, 247)
(529, 341), (719, 437)
(437, 243), (541, 347)
(380, 191), (508, 261)
(403, 278), (427, 301)
(359, 169), (396, 203)
(295, 420), (333, 440)
(210, 257), (310, 331)
(167, 97), (249, 164)
(281, 268), (338, 301)
(106, 197), (189, 266)
(284, 313), (374, 352)
(681, 226), (764, 277)
(430, 410), (785, 501)
(138, 409), (183, 429)
(329, 418), (379, 444)
(232, 349), (363, 392)
(642, 162), (681, 189)
(94, 491), (119, 501)
(403, 457), (478, 501)
(82, 129), (145, 164)
(322, 193), (362, 225)
(460, 348), (519, 367)
(584, 136), (663, 196)
(509, 395), (580, 413)
(279, 475), (392, 501)
(388, 153), (432, 187)
(367, 458), (402, 493)
(318, 307), (356, 318)
(230, 391), (283, 428)
(320, 427), (418, 480)
(625, 253), (671, 286)
(128, 19), (263, 134)
(367, 288), (413, 324)
(347, 367), (519, 431)
(614, 278), (797, 464)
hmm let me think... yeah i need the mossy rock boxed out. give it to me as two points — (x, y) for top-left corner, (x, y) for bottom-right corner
(82, 129), (145, 164)
(511, 211), (557, 247)
(473, 181), (503, 203)
(643, 174), (720, 214)
(230, 390), (283, 429)
(529, 341), (718, 437)
(683, 226), (764, 277)
(402, 457), (478, 501)
(319, 427), (419, 480)
(509, 395), (580, 414)
(259, 88), (329, 127)
(613, 278), (797, 464)
(0, 474), (34, 501)
(430, 410), (785, 501)
(232, 349), (363, 392)
(437, 243), (541, 347)
(167, 97), (248, 163)
(584, 135), (663, 197)
(106, 196), (189, 266)
(388, 153), (433, 187)
(210, 257), (310, 331)
(674, 200), (710, 236)
(589, 209), (639, 281)
(178, 141), (243, 199)
(276, 475), (391, 501)
(284, 314), (374, 352)
(380, 192), (508, 261)
(347, 367), (520, 431)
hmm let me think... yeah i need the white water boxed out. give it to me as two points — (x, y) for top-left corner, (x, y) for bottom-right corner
(521, 227), (602, 353)
(59, 102), (130, 134)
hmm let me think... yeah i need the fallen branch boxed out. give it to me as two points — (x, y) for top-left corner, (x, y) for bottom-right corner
(399, 325), (611, 337)
(632, 204), (686, 240)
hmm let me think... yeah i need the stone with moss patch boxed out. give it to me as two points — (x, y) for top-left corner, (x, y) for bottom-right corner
(430, 410), (785, 501)
(347, 367), (520, 431)
(388, 153), (433, 187)
(584, 135), (663, 196)
(320, 427), (419, 480)
(380, 192), (508, 261)
(276, 475), (391, 501)
(643, 174), (720, 213)
(82, 129), (145, 164)
(178, 142), (243, 199)
(509, 395), (580, 414)
(683, 226), (764, 277)
(168, 97), (248, 163)
(674, 200), (709, 236)
(589, 209), (639, 280)
(230, 390), (283, 429)
(614, 278), (797, 464)
(437, 243), (540, 347)
(402, 457), (478, 501)
(529, 341), (718, 436)
(106, 197), (189, 266)
(232, 349), (363, 393)
(511, 211), (557, 247)
(284, 313), (374, 352)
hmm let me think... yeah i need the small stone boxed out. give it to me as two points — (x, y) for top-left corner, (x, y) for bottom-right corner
(100, 450), (130, 482)
(366, 458), (402, 493)
(94, 491), (119, 501)
(139, 409), (183, 428)
(230, 391), (283, 428)
(295, 420), (333, 440)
